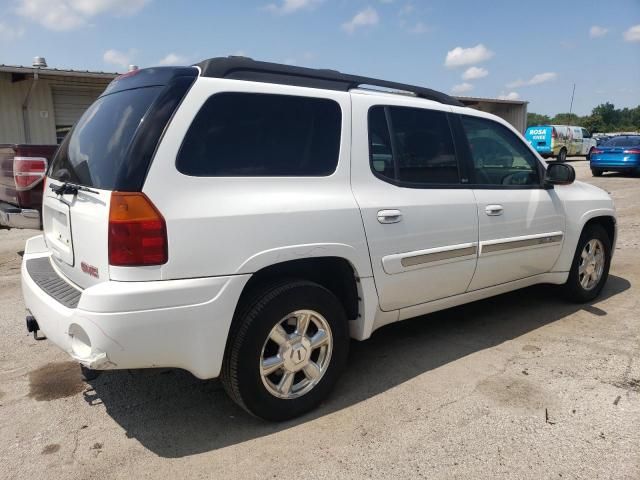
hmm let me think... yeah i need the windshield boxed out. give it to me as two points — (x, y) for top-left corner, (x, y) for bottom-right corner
(49, 86), (162, 189)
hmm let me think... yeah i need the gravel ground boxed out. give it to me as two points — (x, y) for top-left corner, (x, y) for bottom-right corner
(1, 159), (639, 480)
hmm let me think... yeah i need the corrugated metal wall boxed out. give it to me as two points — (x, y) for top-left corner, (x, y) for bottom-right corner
(0, 73), (110, 145)
(466, 101), (528, 134)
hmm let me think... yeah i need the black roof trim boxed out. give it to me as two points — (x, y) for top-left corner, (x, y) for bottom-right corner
(196, 56), (464, 107)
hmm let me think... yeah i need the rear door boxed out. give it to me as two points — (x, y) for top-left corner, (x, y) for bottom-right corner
(351, 94), (478, 311)
(44, 68), (197, 288)
(454, 113), (564, 290)
(570, 126), (583, 155)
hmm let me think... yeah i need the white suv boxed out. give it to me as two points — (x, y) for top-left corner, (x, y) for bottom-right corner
(21, 57), (616, 420)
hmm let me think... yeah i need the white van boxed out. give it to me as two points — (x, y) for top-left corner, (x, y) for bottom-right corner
(525, 125), (597, 162)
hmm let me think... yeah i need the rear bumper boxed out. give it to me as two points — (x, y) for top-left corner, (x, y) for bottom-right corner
(0, 201), (40, 229)
(21, 235), (250, 379)
(590, 156), (640, 169)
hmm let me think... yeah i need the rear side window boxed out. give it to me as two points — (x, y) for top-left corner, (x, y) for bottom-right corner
(368, 105), (460, 186)
(177, 93), (341, 176)
(50, 86), (162, 189)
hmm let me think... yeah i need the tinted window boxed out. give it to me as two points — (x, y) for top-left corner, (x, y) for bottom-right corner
(368, 106), (459, 185)
(50, 86), (162, 188)
(177, 93), (341, 176)
(603, 136), (640, 147)
(461, 115), (540, 187)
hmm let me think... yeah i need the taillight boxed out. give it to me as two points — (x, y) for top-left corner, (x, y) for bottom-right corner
(623, 148), (640, 154)
(108, 192), (167, 266)
(551, 128), (557, 139)
(592, 148), (604, 154)
(14, 156), (47, 191)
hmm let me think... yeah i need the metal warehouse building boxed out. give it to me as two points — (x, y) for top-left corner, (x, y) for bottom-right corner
(0, 63), (115, 145)
(0, 61), (528, 146)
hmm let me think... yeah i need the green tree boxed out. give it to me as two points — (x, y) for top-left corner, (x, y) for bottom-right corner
(582, 114), (605, 133)
(527, 112), (551, 127)
(592, 102), (619, 126)
(551, 113), (581, 125)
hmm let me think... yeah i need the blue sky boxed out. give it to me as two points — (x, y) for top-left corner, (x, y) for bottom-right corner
(1, 0), (638, 115)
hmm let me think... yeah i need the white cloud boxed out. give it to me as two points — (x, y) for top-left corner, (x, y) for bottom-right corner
(103, 49), (135, 69)
(506, 72), (557, 88)
(589, 25), (608, 38)
(16, 0), (150, 31)
(342, 7), (379, 34)
(398, 4), (414, 16)
(451, 82), (473, 95)
(157, 53), (189, 66)
(0, 22), (25, 40)
(462, 66), (488, 81)
(264, 0), (322, 15)
(623, 24), (640, 42)
(406, 21), (429, 34)
(497, 92), (520, 100)
(444, 44), (494, 68)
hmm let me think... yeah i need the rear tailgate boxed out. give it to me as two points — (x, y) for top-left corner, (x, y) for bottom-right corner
(0, 145), (18, 205)
(44, 66), (197, 288)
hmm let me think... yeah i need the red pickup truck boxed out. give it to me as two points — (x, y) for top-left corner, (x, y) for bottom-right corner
(0, 144), (58, 229)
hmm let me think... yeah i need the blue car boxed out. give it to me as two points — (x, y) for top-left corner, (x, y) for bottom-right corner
(590, 135), (640, 177)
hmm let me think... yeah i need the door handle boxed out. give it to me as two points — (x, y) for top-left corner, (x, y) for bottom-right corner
(485, 205), (504, 216)
(377, 209), (403, 224)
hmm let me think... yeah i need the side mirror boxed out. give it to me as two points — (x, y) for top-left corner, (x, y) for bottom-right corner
(545, 163), (575, 186)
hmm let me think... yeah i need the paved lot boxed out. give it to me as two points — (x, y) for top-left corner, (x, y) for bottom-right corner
(1, 159), (639, 480)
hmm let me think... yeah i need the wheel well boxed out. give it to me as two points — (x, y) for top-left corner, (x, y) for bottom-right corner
(240, 257), (360, 321)
(584, 216), (616, 245)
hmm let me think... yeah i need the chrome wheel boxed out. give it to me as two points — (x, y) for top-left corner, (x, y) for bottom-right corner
(260, 309), (333, 399)
(578, 239), (605, 290)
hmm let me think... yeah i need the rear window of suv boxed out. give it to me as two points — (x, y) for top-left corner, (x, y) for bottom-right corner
(49, 86), (162, 189)
(176, 92), (342, 176)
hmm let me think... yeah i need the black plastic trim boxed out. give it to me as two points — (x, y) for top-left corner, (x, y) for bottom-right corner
(26, 257), (82, 309)
(196, 56), (463, 107)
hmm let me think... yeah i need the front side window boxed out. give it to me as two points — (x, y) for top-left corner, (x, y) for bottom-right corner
(177, 93), (341, 176)
(460, 115), (541, 187)
(368, 105), (460, 186)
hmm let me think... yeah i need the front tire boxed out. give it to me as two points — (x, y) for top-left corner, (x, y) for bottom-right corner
(557, 148), (567, 162)
(563, 224), (611, 303)
(221, 280), (349, 421)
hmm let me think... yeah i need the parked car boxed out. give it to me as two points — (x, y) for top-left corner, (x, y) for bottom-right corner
(21, 58), (617, 421)
(0, 144), (57, 229)
(590, 135), (640, 176)
(525, 125), (597, 162)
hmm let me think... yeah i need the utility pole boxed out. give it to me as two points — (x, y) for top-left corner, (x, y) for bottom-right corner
(569, 83), (576, 118)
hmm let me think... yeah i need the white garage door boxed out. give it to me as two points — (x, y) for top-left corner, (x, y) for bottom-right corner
(52, 86), (103, 127)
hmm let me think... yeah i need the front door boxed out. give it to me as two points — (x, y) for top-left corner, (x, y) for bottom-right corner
(454, 113), (565, 290)
(350, 95), (478, 311)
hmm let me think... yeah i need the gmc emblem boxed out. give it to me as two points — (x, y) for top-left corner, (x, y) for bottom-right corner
(81, 262), (99, 278)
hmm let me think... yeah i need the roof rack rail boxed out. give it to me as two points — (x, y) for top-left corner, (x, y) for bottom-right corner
(196, 56), (464, 107)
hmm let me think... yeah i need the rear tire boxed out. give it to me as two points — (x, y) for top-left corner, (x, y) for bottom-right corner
(563, 224), (611, 303)
(557, 148), (567, 162)
(221, 280), (349, 421)
(586, 147), (594, 162)
(591, 169), (603, 177)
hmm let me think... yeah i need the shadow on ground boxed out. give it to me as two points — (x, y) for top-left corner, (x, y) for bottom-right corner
(83, 275), (630, 458)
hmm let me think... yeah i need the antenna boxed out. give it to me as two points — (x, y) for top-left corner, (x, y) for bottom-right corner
(569, 83), (576, 117)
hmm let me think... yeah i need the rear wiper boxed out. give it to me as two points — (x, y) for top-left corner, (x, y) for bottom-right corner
(49, 182), (99, 196)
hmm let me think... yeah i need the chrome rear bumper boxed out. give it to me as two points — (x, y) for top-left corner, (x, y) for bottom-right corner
(0, 201), (40, 229)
